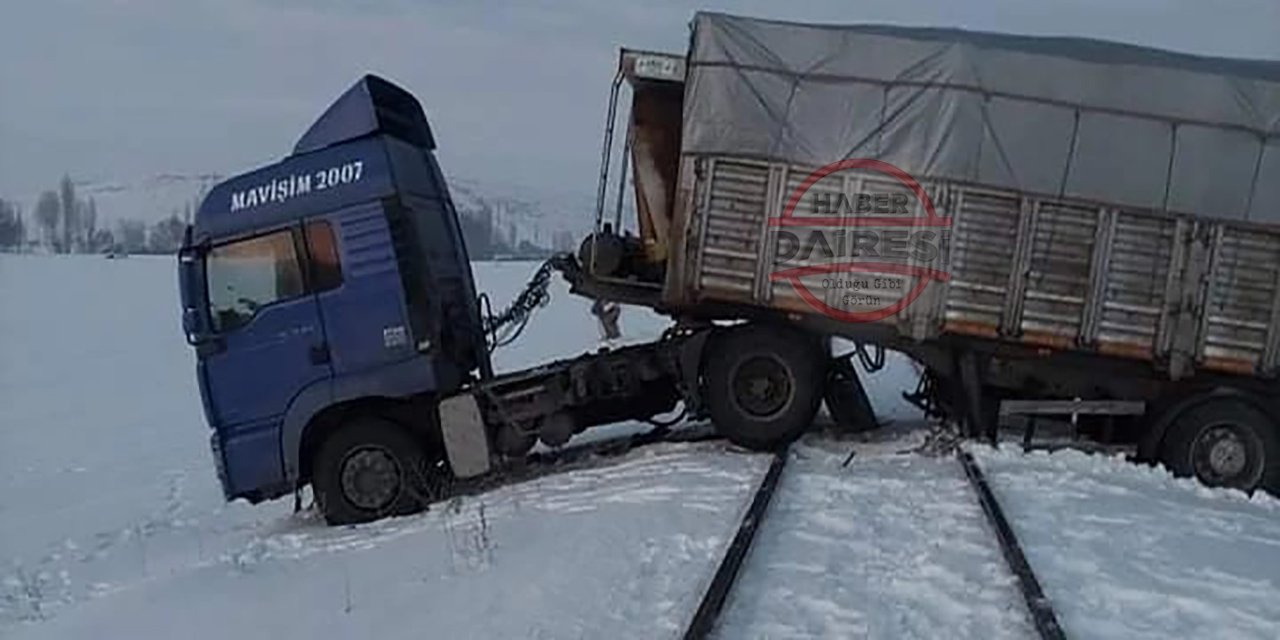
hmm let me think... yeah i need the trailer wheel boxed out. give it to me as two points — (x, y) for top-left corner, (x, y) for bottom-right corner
(1159, 398), (1280, 493)
(704, 325), (824, 451)
(312, 417), (447, 525)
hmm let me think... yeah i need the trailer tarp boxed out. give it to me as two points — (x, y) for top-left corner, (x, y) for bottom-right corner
(684, 12), (1280, 221)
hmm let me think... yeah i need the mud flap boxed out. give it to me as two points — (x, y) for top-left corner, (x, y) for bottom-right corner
(438, 393), (492, 479)
(824, 357), (879, 433)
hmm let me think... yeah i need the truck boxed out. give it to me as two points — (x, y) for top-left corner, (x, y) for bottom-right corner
(179, 12), (1280, 524)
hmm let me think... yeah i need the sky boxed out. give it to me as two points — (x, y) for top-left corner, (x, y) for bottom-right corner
(2, 0), (1279, 222)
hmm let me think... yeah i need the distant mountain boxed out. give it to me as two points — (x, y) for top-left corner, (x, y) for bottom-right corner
(448, 177), (596, 254)
(76, 173), (222, 225)
(52, 172), (597, 256)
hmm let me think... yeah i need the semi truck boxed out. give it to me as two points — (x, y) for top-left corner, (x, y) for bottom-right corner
(179, 13), (1280, 524)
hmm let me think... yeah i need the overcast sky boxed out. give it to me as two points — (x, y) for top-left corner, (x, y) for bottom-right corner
(2, 0), (1279, 214)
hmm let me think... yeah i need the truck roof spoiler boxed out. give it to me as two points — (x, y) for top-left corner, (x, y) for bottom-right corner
(293, 74), (436, 155)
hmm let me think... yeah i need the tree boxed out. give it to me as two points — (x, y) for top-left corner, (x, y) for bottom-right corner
(59, 174), (78, 254)
(0, 198), (24, 249)
(459, 205), (495, 259)
(82, 197), (98, 252)
(35, 190), (60, 250)
(148, 213), (186, 254)
(91, 228), (115, 253)
(13, 205), (25, 249)
(117, 218), (147, 254)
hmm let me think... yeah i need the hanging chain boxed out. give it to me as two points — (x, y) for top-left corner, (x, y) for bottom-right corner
(481, 253), (576, 352)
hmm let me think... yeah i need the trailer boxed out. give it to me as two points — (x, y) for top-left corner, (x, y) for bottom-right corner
(572, 14), (1280, 492)
(179, 13), (1280, 525)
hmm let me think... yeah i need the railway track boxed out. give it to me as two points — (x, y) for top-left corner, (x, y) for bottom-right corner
(678, 446), (1068, 640)
(958, 450), (1066, 640)
(430, 427), (1066, 639)
(682, 449), (789, 640)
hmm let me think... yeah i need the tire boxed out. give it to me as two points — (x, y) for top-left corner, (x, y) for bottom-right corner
(312, 417), (449, 525)
(704, 324), (825, 451)
(1158, 397), (1280, 493)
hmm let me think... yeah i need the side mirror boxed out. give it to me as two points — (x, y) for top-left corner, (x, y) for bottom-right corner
(177, 235), (217, 350)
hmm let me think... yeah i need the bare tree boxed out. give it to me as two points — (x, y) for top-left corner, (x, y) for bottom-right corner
(59, 174), (77, 254)
(0, 198), (25, 249)
(83, 197), (98, 252)
(117, 218), (148, 254)
(149, 213), (186, 254)
(91, 227), (115, 253)
(34, 191), (60, 250)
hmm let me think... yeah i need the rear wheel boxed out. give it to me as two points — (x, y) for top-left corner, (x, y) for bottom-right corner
(704, 325), (825, 451)
(312, 417), (448, 525)
(1159, 397), (1280, 493)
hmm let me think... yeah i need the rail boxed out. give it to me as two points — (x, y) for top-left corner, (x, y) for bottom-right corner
(681, 449), (789, 640)
(958, 450), (1067, 640)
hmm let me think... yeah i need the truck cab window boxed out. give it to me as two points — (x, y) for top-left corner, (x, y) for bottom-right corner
(304, 220), (343, 292)
(206, 229), (305, 332)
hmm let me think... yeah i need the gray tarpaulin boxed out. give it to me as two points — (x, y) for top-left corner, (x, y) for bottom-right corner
(684, 12), (1280, 221)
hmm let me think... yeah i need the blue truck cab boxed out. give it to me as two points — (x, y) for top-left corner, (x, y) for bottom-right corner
(177, 73), (795, 526)
(178, 75), (493, 521)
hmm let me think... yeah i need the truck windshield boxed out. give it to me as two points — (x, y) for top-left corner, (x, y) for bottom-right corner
(205, 229), (304, 332)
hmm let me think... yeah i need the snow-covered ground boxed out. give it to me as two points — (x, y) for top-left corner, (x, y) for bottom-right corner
(0, 254), (733, 638)
(10, 441), (771, 639)
(3, 253), (1279, 639)
(716, 438), (1033, 639)
(974, 445), (1280, 639)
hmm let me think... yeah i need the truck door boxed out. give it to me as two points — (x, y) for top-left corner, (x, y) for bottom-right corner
(200, 226), (333, 490)
(306, 202), (419, 377)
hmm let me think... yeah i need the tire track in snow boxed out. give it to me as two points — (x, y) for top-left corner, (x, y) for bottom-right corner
(3, 440), (765, 633)
(2, 469), (199, 624)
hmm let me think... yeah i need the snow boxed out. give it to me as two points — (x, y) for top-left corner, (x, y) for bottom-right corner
(4, 252), (1280, 639)
(9, 442), (769, 639)
(974, 445), (1280, 639)
(715, 439), (1033, 639)
(0, 254), (771, 637)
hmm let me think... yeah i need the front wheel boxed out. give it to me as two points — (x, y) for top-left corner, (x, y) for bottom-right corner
(312, 417), (449, 525)
(703, 324), (825, 451)
(1159, 397), (1280, 494)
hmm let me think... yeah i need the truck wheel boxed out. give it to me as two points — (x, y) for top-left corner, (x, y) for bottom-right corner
(312, 417), (446, 525)
(704, 325), (824, 451)
(1159, 398), (1280, 493)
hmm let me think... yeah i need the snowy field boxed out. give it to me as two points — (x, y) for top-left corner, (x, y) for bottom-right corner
(975, 446), (1280, 639)
(2, 253), (1279, 639)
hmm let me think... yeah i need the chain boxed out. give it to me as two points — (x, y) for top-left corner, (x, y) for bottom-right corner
(481, 253), (575, 352)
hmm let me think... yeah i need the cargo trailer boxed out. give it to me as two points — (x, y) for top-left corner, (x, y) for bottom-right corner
(572, 13), (1280, 492)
